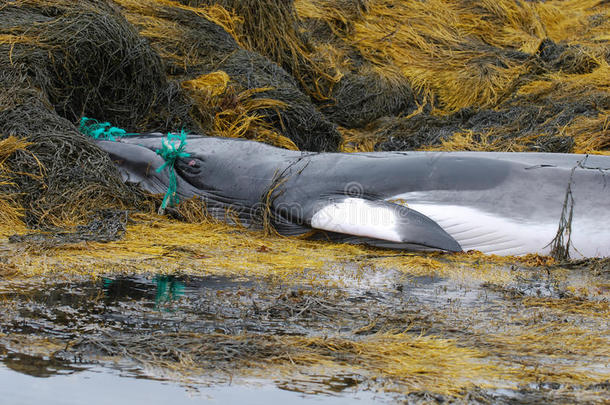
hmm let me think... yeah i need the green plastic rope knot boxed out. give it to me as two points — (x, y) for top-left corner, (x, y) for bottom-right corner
(79, 117), (190, 214)
(155, 130), (190, 214)
(79, 117), (135, 141)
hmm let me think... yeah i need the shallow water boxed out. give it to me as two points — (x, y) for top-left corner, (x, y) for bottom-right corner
(0, 365), (388, 405)
(0, 267), (608, 404)
(0, 275), (394, 404)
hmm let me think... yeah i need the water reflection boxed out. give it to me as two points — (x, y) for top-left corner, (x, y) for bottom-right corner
(102, 275), (185, 310)
(0, 365), (384, 405)
(0, 345), (84, 378)
(154, 276), (185, 309)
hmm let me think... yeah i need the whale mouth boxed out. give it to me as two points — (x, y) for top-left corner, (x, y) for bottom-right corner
(96, 140), (168, 191)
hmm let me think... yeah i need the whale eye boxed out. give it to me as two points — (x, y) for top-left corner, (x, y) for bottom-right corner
(176, 157), (203, 176)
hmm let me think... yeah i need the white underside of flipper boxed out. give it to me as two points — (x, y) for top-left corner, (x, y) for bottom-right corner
(311, 198), (402, 242)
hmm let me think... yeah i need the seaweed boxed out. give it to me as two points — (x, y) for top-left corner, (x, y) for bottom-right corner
(537, 38), (600, 75)
(214, 49), (341, 151)
(116, 0), (341, 151)
(0, 0), (182, 226)
(0, 1), (609, 400)
(9, 209), (129, 246)
(322, 68), (417, 128)
(1, 241), (608, 398)
(203, 0), (342, 101)
(297, 0), (610, 154)
(374, 104), (582, 153)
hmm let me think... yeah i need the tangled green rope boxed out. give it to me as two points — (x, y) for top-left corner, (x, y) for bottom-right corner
(155, 130), (190, 213)
(79, 117), (136, 141)
(79, 117), (189, 213)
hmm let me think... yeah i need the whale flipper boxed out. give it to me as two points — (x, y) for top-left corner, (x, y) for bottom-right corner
(310, 198), (462, 252)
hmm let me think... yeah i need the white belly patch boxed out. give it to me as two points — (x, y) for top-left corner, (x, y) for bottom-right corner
(389, 200), (608, 257)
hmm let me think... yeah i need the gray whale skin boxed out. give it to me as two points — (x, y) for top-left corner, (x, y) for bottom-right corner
(97, 134), (610, 258)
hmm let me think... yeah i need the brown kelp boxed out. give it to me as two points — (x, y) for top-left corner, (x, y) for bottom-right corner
(296, 0), (609, 153)
(113, 0), (341, 151)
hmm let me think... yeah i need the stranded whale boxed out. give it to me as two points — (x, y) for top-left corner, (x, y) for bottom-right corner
(97, 134), (610, 258)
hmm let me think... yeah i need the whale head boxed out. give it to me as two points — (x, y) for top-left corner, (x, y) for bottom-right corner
(96, 139), (174, 196)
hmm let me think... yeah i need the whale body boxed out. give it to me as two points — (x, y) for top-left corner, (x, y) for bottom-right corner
(97, 134), (610, 258)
